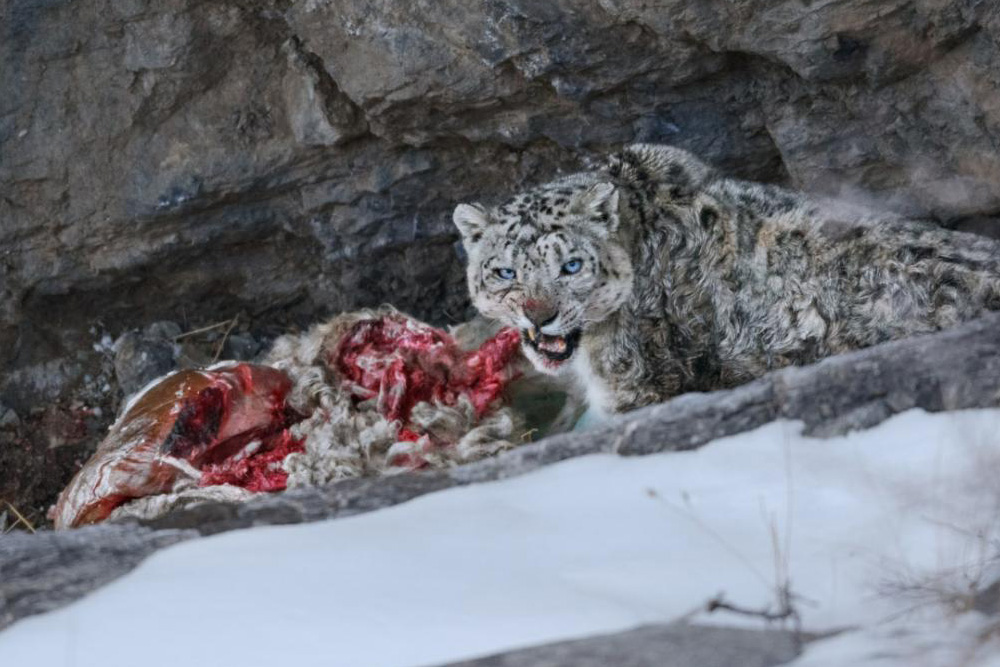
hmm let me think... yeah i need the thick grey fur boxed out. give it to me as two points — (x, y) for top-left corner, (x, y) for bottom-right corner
(454, 144), (1000, 413)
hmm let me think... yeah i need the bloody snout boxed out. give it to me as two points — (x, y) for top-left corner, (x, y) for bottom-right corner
(523, 299), (559, 329)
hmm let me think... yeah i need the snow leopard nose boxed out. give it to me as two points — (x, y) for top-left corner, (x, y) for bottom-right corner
(523, 300), (559, 328)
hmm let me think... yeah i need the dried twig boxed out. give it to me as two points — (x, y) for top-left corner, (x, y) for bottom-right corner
(646, 488), (772, 589)
(647, 484), (805, 636)
(173, 320), (232, 341)
(211, 315), (239, 363)
(4, 501), (36, 534)
(705, 588), (800, 625)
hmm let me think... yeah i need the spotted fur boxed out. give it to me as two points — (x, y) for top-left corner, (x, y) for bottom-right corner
(454, 144), (1000, 415)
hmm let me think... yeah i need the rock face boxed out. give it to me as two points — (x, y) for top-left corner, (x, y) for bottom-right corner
(0, 524), (195, 631)
(3, 0), (1000, 519)
(437, 623), (802, 667)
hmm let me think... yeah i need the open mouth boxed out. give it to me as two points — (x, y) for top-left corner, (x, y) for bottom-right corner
(522, 327), (582, 364)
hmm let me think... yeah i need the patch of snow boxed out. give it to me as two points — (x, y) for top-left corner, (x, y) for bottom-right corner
(3, 409), (1000, 667)
(791, 612), (1000, 667)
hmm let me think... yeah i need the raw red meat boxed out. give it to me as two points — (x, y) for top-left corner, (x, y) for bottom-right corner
(50, 364), (299, 529)
(199, 430), (304, 492)
(334, 314), (521, 423)
(51, 315), (523, 529)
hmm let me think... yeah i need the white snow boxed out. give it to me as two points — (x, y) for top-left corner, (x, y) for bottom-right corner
(789, 611), (1000, 667)
(3, 409), (1000, 667)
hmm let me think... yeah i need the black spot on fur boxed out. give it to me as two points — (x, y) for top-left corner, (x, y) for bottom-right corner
(777, 195), (798, 212)
(900, 246), (936, 263)
(986, 292), (1000, 311)
(691, 354), (720, 385)
(936, 272), (964, 290)
(699, 207), (718, 229)
(666, 163), (690, 188)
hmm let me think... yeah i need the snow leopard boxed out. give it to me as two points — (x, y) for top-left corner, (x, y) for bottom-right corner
(453, 144), (1000, 416)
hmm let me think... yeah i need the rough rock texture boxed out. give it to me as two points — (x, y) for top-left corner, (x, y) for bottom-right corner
(3, 312), (999, 633)
(4, 0), (1000, 536)
(437, 623), (802, 667)
(0, 524), (195, 631)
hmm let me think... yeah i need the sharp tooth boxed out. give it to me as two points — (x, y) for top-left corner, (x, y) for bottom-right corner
(526, 328), (537, 342)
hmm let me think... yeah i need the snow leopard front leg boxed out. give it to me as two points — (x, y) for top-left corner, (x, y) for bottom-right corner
(578, 321), (682, 417)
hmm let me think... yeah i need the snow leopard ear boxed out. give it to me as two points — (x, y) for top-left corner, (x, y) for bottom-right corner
(576, 182), (620, 234)
(453, 203), (491, 241)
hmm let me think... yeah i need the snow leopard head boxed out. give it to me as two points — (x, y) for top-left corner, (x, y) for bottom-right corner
(453, 176), (634, 374)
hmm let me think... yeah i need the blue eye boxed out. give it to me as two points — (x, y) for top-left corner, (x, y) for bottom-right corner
(495, 267), (516, 280)
(561, 258), (583, 275)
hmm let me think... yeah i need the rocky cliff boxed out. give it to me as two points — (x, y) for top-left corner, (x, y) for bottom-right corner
(3, 0), (1000, 521)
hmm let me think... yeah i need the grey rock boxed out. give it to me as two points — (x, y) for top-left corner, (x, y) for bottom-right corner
(5, 0), (1000, 418)
(221, 332), (262, 361)
(143, 471), (457, 535)
(437, 623), (801, 667)
(144, 321), (183, 340)
(973, 571), (1000, 616)
(112, 330), (178, 398)
(0, 524), (196, 632)
(0, 404), (19, 428)
(975, 581), (1000, 616)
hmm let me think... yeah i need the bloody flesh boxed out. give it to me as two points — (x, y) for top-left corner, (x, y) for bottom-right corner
(50, 364), (299, 529)
(52, 315), (523, 529)
(198, 430), (304, 493)
(334, 314), (521, 424)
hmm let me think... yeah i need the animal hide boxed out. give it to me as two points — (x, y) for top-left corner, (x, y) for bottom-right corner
(52, 309), (529, 528)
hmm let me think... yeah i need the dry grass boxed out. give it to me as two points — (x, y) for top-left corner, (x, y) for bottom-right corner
(646, 482), (806, 633)
(171, 318), (235, 341)
(874, 417), (1000, 623)
(1, 500), (37, 534)
(646, 425), (808, 634)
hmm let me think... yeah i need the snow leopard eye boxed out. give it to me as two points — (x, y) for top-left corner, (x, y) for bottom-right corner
(495, 267), (516, 280)
(561, 258), (583, 275)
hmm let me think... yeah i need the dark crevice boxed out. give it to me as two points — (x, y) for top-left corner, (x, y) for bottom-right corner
(284, 34), (371, 146)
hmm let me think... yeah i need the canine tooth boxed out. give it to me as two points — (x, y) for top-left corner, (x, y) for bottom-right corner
(527, 328), (537, 342)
